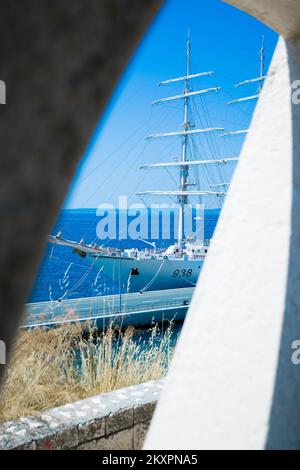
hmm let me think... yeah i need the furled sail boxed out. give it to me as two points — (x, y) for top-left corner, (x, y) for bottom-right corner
(146, 128), (224, 140)
(140, 157), (239, 170)
(137, 190), (227, 197)
(159, 71), (213, 85)
(152, 87), (221, 105)
(221, 130), (248, 137)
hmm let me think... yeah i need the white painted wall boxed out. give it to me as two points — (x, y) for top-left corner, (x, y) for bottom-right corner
(145, 35), (300, 449)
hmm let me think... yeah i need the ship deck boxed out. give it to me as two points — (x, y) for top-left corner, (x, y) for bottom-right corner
(22, 287), (195, 329)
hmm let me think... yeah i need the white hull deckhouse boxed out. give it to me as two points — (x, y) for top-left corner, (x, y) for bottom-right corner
(49, 34), (266, 294)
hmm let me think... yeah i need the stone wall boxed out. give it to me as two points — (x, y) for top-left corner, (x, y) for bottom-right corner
(0, 379), (163, 450)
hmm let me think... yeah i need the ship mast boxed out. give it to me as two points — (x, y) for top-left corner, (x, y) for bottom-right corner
(138, 31), (239, 246)
(224, 35), (266, 134)
(178, 30), (191, 248)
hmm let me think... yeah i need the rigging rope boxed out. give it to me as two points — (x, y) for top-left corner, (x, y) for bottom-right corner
(139, 259), (166, 293)
(58, 253), (101, 301)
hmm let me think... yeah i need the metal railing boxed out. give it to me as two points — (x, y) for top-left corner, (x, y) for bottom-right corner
(22, 289), (194, 328)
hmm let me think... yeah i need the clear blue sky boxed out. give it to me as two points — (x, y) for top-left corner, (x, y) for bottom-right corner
(65, 0), (278, 209)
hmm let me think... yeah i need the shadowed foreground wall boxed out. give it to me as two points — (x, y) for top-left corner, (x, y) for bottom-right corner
(0, 0), (162, 384)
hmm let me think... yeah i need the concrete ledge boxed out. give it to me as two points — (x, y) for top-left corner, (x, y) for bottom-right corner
(0, 379), (164, 450)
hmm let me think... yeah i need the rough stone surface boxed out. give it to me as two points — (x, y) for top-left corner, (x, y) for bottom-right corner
(134, 402), (156, 424)
(76, 439), (99, 451)
(227, 0), (300, 38)
(15, 441), (37, 450)
(36, 427), (79, 451)
(78, 418), (106, 444)
(106, 409), (134, 436)
(93, 428), (133, 451)
(134, 422), (151, 450)
(0, 0), (162, 384)
(77, 428), (133, 451)
(0, 379), (162, 450)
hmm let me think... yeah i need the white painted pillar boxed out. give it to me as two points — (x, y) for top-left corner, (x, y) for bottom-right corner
(145, 36), (300, 449)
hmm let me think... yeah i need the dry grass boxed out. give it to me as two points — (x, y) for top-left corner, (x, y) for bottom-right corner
(0, 322), (175, 424)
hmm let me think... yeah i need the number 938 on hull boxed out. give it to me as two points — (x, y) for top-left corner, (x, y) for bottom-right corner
(87, 243), (206, 293)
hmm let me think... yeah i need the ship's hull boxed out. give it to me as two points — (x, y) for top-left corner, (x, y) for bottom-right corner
(87, 254), (203, 292)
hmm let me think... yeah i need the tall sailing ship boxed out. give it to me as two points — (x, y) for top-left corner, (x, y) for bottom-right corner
(49, 34), (265, 293)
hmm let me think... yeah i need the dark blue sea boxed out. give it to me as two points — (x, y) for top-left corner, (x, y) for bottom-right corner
(29, 208), (220, 303)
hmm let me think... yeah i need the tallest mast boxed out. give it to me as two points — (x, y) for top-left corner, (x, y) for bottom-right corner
(178, 30), (191, 248)
(140, 31), (225, 240)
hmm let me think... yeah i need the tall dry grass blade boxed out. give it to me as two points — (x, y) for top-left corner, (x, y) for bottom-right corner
(0, 321), (176, 423)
